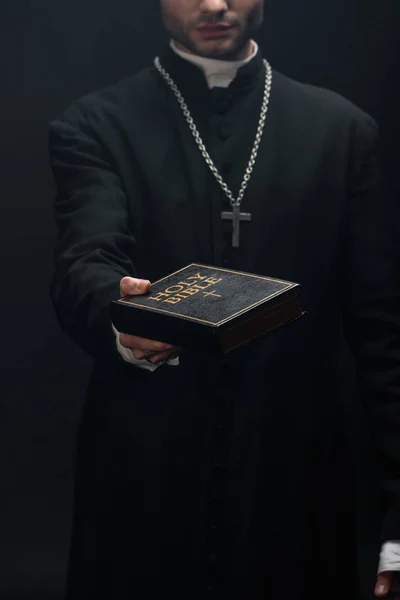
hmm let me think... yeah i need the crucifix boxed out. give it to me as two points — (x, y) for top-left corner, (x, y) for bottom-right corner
(221, 205), (252, 248)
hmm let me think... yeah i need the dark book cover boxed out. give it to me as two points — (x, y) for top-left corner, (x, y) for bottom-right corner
(110, 263), (305, 354)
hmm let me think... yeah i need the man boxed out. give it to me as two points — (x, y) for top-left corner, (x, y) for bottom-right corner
(49, 1), (400, 598)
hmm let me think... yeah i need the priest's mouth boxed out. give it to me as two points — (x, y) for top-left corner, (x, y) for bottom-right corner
(195, 25), (236, 40)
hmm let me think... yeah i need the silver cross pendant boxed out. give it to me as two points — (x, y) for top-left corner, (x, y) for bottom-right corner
(221, 205), (252, 248)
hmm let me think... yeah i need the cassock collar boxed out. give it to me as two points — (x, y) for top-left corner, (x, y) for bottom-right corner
(155, 41), (265, 104)
(169, 39), (258, 89)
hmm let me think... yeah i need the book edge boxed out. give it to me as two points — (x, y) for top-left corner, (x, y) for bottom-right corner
(115, 283), (299, 326)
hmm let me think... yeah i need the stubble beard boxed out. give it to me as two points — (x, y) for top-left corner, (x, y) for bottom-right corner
(173, 29), (250, 61)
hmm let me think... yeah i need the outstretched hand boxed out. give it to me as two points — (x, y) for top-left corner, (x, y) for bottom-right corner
(118, 277), (181, 365)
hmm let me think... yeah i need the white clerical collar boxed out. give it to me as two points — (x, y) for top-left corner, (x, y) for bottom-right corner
(170, 39), (258, 89)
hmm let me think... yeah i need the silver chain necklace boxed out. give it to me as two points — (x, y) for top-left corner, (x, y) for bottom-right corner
(154, 56), (273, 248)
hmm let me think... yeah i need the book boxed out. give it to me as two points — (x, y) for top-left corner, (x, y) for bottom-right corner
(110, 263), (305, 355)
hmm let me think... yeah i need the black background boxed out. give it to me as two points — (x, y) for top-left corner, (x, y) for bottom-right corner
(1, 1), (399, 598)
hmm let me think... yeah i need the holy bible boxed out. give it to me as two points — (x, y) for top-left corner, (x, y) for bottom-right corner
(110, 264), (304, 355)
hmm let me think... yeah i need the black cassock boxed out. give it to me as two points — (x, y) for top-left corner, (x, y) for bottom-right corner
(49, 46), (400, 599)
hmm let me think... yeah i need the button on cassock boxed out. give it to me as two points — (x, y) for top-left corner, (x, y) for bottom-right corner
(217, 124), (230, 140)
(215, 99), (231, 114)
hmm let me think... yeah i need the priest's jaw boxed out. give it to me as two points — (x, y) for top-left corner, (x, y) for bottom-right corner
(160, 0), (264, 61)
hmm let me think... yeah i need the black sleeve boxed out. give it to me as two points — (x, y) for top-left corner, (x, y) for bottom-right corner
(342, 115), (400, 541)
(49, 108), (136, 360)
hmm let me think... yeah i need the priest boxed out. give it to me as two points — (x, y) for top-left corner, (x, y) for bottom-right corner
(49, 0), (400, 598)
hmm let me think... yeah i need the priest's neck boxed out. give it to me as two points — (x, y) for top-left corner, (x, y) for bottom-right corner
(170, 39), (258, 89)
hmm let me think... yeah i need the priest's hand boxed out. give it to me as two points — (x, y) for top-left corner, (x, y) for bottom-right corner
(375, 572), (400, 599)
(118, 277), (180, 365)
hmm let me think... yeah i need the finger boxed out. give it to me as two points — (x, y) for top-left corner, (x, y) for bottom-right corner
(119, 333), (174, 353)
(153, 347), (183, 364)
(132, 349), (158, 361)
(120, 277), (151, 297)
(148, 350), (174, 365)
(375, 572), (394, 597)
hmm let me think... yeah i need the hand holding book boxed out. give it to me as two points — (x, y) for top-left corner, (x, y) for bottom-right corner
(118, 277), (181, 365)
(112, 264), (305, 355)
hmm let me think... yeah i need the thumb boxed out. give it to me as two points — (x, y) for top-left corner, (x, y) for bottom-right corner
(375, 572), (394, 597)
(120, 277), (151, 297)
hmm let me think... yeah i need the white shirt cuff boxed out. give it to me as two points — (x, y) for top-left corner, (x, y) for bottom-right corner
(112, 324), (179, 371)
(379, 541), (400, 573)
